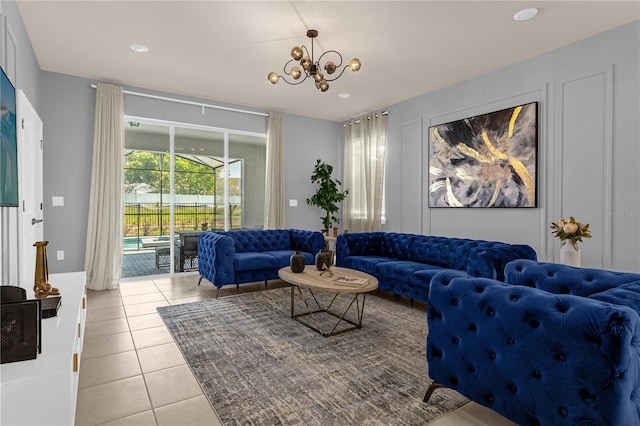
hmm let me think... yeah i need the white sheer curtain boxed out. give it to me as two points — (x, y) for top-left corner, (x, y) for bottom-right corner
(84, 83), (124, 290)
(343, 112), (387, 232)
(264, 112), (287, 229)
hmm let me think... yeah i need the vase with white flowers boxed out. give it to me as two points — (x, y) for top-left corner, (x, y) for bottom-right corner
(550, 216), (592, 266)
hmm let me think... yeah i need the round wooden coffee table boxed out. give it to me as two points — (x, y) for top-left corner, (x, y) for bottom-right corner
(278, 266), (378, 337)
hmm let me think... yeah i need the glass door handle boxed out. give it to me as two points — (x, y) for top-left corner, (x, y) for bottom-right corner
(32, 218), (43, 225)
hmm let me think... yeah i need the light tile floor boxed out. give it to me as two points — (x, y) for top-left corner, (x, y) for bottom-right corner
(76, 273), (515, 426)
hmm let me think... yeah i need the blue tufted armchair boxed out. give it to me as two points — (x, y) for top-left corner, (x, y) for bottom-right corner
(197, 229), (325, 297)
(425, 259), (640, 425)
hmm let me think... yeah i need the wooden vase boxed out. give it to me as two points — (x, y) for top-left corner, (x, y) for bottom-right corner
(315, 250), (333, 271)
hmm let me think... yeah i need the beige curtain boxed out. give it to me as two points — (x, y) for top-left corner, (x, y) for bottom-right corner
(264, 112), (287, 229)
(343, 112), (387, 232)
(84, 83), (124, 290)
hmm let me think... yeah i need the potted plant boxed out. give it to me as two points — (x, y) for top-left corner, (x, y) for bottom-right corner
(306, 159), (348, 234)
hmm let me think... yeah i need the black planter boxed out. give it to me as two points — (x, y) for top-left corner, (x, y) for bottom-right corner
(290, 251), (306, 273)
(315, 250), (333, 271)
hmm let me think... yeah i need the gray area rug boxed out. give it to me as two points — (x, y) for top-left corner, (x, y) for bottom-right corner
(157, 287), (467, 425)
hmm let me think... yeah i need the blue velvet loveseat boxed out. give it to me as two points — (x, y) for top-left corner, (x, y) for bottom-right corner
(197, 228), (325, 297)
(335, 232), (536, 303)
(426, 259), (640, 426)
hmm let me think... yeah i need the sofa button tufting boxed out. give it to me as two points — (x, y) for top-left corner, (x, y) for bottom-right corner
(452, 337), (459, 345)
(450, 298), (458, 306)
(558, 407), (568, 417)
(469, 324), (477, 332)
(509, 295), (519, 301)
(483, 394), (494, 404)
(508, 383), (517, 393)
(532, 370), (542, 379)
(507, 338), (515, 345)
(486, 308), (494, 316)
(489, 351), (496, 360)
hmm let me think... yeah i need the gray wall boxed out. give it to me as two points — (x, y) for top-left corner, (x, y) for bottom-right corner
(40, 73), (95, 274)
(283, 114), (343, 233)
(383, 21), (639, 272)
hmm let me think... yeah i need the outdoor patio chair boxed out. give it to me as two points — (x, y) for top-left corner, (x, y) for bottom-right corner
(175, 233), (199, 272)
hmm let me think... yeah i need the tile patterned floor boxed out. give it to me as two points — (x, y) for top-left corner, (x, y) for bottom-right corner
(77, 274), (515, 425)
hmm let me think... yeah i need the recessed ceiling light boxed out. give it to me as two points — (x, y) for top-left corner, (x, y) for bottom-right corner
(128, 43), (149, 53)
(513, 8), (538, 21)
(338, 93), (351, 99)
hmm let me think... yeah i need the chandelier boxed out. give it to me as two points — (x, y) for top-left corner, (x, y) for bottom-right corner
(267, 29), (361, 92)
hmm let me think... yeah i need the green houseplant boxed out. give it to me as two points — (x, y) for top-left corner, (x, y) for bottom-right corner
(306, 159), (348, 233)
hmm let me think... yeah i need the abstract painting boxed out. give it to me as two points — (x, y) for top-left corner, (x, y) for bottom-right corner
(428, 102), (537, 208)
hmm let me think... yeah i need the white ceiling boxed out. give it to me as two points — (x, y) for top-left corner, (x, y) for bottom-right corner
(17, 1), (640, 122)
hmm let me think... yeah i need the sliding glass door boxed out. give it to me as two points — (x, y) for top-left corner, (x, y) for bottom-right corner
(121, 119), (266, 278)
(122, 122), (170, 277)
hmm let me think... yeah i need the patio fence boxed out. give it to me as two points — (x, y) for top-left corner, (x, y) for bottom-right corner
(124, 202), (242, 239)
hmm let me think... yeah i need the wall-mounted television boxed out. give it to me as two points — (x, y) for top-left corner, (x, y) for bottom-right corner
(1, 65), (19, 207)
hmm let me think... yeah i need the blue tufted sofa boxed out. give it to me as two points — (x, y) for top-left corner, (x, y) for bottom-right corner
(426, 259), (640, 426)
(197, 228), (325, 297)
(335, 232), (536, 303)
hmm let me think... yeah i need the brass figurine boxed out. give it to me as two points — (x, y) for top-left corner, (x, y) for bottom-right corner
(33, 241), (59, 298)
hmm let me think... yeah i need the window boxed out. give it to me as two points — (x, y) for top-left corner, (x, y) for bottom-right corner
(343, 113), (387, 232)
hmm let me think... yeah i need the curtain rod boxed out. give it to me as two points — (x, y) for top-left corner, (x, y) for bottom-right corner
(90, 84), (269, 117)
(345, 110), (389, 126)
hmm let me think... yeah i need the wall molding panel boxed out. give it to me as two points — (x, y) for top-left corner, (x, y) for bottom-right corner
(553, 65), (613, 268)
(399, 118), (423, 235)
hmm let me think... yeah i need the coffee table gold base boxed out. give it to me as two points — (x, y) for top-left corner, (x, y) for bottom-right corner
(290, 285), (368, 337)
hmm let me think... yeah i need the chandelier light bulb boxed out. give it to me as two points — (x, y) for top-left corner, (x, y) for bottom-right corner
(301, 56), (311, 70)
(290, 67), (302, 80)
(324, 61), (336, 75)
(319, 81), (329, 92)
(313, 71), (324, 82)
(349, 58), (361, 72)
(267, 72), (279, 84)
(291, 46), (303, 61)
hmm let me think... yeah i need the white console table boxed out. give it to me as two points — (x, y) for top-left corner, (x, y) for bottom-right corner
(1, 272), (87, 426)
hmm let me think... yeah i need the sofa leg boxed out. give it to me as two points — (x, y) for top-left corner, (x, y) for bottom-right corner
(197, 276), (203, 286)
(215, 287), (221, 299)
(236, 283), (240, 293)
(264, 280), (268, 288)
(423, 381), (445, 403)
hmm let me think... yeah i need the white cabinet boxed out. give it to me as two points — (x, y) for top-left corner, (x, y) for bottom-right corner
(1, 272), (87, 426)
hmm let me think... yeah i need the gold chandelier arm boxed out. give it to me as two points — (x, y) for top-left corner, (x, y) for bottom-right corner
(317, 50), (344, 69)
(279, 58), (310, 85)
(323, 63), (352, 82)
(278, 74), (309, 86)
